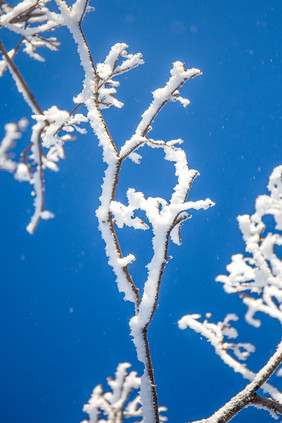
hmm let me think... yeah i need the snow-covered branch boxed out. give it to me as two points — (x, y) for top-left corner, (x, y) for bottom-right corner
(82, 363), (142, 423)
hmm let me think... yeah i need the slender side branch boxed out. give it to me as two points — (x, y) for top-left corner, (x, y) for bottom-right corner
(190, 339), (282, 423)
(0, 39), (42, 114)
(251, 394), (282, 418)
(120, 63), (202, 161)
(0, 0), (63, 37)
(0, 36), (23, 77)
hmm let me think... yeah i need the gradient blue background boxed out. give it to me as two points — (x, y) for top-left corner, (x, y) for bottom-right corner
(0, 0), (281, 422)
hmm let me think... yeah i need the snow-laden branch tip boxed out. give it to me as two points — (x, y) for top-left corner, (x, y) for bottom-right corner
(73, 41), (144, 111)
(216, 165), (282, 327)
(120, 61), (202, 160)
(34, 105), (88, 149)
(96, 43), (144, 110)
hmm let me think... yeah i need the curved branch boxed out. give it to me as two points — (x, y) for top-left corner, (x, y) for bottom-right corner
(252, 394), (282, 418)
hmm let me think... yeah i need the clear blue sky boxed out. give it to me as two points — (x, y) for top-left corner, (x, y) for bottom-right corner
(0, 1), (281, 422)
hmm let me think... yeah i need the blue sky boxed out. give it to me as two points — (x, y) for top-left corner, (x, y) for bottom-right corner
(0, 1), (281, 422)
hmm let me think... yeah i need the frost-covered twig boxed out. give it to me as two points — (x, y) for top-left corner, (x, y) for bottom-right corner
(0, 38), (43, 113)
(188, 339), (282, 423)
(216, 165), (282, 327)
(82, 362), (142, 423)
(82, 362), (167, 423)
(251, 395), (282, 420)
(0, 37), (23, 77)
(120, 62), (202, 161)
(96, 43), (144, 110)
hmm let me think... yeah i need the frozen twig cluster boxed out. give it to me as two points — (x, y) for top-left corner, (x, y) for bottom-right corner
(179, 166), (282, 422)
(82, 363), (167, 423)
